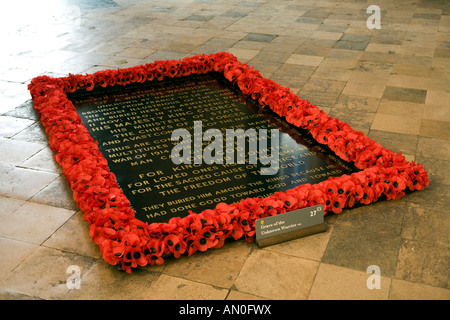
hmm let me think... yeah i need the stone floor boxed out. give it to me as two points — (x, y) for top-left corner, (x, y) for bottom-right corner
(1, 0), (449, 300)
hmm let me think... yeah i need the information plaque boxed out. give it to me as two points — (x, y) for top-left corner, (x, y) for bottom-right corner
(255, 204), (327, 248)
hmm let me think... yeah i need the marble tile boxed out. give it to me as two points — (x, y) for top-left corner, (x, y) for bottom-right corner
(20, 146), (61, 173)
(390, 279), (450, 300)
(333, 94), (380, 113)
(30, 175), (78, 210)
(309, 264), (390, 300)
(233, 250), (318, 300)
(0, 201), (75, 244)
(0, 138), (44, 166)
(0, 246), (97, 300)
(426, 90), (450, 106)
(145, 274), (228, 300)
(0, 166), (59, 200)
(0, 237), (38, 282)
(396, 240), (450, 289)
(227, 48), (259, 61)
(43, 212), (100, 258)
(0, 117), (34, 138)
(65, 260), (158, 300)
(382, 86), (427, 104)
(367, 130), (418, 156)
(162, 240), (252, 288)
(285, 54), (324, 66)
(302, 78), (346, 94)
(420, 119), (450, 141)
(342, 82), (386, 98)
(371, 113), (421, 135)
(377, 100), (424, 118)
(416, 137), (450, 160)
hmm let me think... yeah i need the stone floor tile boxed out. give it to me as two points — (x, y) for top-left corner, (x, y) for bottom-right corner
(145, 274), (228, 300)
(0, 166), (59, 200)
(342, 82), (386, 98)
(333, 40), (368, 51)
(389, 279), (450, 300)
(426, 90), (450, 106)
(0, 201), (75, 244)
(0, 138), (44, 166)
(20, 146), (61, 173)
(396, 239), (450, 289)
(226, 48), (259, 62)
(367, 130), (418, 156)
(0, 116), (34, 138)
(162, 240), (252, 288)
(29, 175), (78, 210)
(321, 201), (406, 277)
(43, 212), (100, 259)
(333, 94), (380, 113)
(382, 86), (427, 104)
(416, 137), (450, 160)
(402, 201), (450, 247)
(420, 119), (450, 141)
(308, 264), (390, 300)
(387, 75), (429, 90)
(0, 237), (38, 282)
(10, 122), (50, 146)
(311, 66), (350, 81)
(233, 250), (319, 300)
(226, 290), (268, 300)
(377, 100), (424, 118)
(371, 113), (421, 135)
(285, 54), (324, 66)
(65, 260), (158, 300)
(0, 246), (97, 300)
(302, 78), (346, 94)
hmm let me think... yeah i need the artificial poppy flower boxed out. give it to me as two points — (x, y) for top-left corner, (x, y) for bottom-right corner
(163, 234), (186, 258)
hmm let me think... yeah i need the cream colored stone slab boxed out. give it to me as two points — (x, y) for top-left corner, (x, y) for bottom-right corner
(0, 201), (75, 244)
(64, 260), (158, 300)
(20, 146), (61, 173)
(285, 54), (324, 66)
(227, 48), (259, 61)
(311, 31), (342, 40)
(387, 74), (429, 90)
(426, 90), (450, 106)
(0, 166), (59, 200)
(308, 264), (390, 300)
(0, 138), (44, 166)
(0, 246), (96, 300)
(0, 116), (34, 138)
(163, 240), (252, 288)
(43, 212), (100, 259)
(0, 237), (38, 282)
(371, 113), (421, 135)
(342, 82), (386, 98)
(423, 104), (450, 122)
(377, 100), (425, 117)
(390, 279), (450, 300)
(226, 290), (269, 300)
(146, 274), (228, 300)
(233, 250), (319, 300)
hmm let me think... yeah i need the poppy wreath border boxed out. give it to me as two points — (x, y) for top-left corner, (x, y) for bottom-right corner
(28, 52), (429, 273)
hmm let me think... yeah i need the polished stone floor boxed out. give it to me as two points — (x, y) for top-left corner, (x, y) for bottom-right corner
(1, 0), (449, 300)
